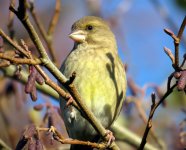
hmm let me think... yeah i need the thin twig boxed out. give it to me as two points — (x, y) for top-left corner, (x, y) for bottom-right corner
(0, 30), (78, 108)
(0, 29), (29, 57)
(0, 139), (12, 150)
(177, 16), (186, 40)
(47, 0), (61, 36)
(138, 84), (176, 150)
(176, 16), (186, 69)
(0, 52), (41, 65)
(127, 96), (163, 149)
(38, 126), (106, 149)
(8, 0), (16, 39)
(34, 65), (80, 110)
(28, 1), (59, 65)
(139, 17), (186, 148)
(164, 16), (186, 70)
(180, 53), (186, 68)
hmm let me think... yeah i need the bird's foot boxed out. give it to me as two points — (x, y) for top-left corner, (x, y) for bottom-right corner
(65, 95), (74, 108)
(48, 126), (56, 133)
(104, 130), (115, 147)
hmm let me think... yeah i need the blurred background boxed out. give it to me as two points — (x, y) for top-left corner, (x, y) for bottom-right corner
(0, 0), (185, 150)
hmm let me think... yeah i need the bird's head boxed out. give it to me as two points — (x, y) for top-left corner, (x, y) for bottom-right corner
(69, 16), (117, 50)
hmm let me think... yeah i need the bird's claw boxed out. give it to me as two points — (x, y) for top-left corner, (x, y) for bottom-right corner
(65, 95), (74, 108)
(105, 130), (115, 147)
(48, 126), (55, 133)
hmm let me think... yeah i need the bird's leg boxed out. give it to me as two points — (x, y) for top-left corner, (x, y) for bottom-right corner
(104, 130), (115, 146)
(65, 95), (74, 108)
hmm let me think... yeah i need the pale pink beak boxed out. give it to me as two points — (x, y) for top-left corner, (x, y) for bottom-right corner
(69, 30), (86, 42)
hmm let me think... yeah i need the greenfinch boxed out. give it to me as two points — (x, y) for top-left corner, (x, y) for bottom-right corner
(59, 16), (126, 150)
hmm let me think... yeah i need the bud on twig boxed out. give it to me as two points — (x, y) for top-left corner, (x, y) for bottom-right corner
(33, 104), (44, 111)
(164, 28), (174, 37)
(164, 47), (175, 64)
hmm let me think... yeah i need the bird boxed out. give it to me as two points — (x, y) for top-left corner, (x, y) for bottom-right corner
(59, 16), (127, 150)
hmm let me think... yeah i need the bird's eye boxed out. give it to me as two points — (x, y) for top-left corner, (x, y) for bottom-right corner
(87, 25), (93, 31)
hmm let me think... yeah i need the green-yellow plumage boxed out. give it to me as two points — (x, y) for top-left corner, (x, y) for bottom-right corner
(59, 16), (127, 150)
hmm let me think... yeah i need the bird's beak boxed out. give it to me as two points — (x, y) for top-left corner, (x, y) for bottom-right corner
(69, 30), (86, 43)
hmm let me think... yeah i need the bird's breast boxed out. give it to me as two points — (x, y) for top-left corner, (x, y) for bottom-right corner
(61, 48), (126, 126)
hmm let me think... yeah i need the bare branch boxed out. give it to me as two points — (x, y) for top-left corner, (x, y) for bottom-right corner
(47, 0), (61, 36)
(0, 52), (41, 65)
